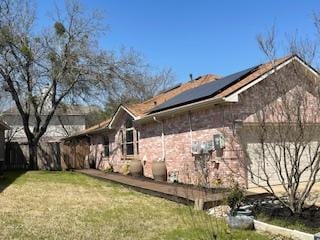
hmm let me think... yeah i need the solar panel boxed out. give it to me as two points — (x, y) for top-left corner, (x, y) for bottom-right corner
(150, 65), (260, 113)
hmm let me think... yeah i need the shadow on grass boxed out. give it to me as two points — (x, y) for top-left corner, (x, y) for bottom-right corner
(0, 170), (27, 193)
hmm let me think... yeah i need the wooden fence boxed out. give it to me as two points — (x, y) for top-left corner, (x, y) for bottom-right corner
(61, 138), (90, 169)
(5, 142), (28, 170)
(5, 138), (90, 170)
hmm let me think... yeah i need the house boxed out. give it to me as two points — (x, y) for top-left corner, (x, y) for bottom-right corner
(2, 104), (99, 170)
(0, 120), (10, 175)
(64, 55), (320, 188)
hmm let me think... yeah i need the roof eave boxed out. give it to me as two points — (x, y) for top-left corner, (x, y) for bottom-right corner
(61, 127), (112, 141)
(135, 97), (226, 124)
(224, 55), (319, 102)
(108, 105), (138, 129)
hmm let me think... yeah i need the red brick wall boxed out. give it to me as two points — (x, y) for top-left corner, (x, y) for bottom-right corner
(136, 106), (247, 187)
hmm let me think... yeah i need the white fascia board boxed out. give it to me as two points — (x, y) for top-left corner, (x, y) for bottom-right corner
(224, 56), (317, 102)
(108, 105), (137, 129)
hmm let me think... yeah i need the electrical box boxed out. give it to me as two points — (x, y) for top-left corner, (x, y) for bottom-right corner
(200, 142), (209, 154)
(192, 141), (201, 154)
(213, 134), (225, 150)
(192, 141), (213, 154)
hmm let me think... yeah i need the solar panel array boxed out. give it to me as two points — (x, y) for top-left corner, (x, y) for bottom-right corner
(150, 65), (260, 113)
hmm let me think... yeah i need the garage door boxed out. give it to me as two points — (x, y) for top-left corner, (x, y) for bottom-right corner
(240, 129), (319, 188)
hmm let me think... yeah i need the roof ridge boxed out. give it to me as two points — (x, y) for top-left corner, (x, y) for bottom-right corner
(139, 73), (220, 105)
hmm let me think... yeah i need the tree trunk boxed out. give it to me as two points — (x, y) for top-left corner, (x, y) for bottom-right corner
(28, 142), (38, 170)
(288, 198), (304, 215)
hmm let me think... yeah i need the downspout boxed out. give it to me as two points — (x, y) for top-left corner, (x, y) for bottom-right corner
(153, 117), (165, 161)
(188, 111), (193, 150)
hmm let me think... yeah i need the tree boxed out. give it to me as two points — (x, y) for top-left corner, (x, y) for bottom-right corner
(104, 65), (174, 117)
(0, 88), (11, 115)
(0, 0), (166, 169)
(234, 20), (320, 215)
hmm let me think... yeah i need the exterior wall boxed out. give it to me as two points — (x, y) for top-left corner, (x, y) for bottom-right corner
(136, 106), (247, 187)
(89, 111), (132, 172)
(93, 106), (247, 187)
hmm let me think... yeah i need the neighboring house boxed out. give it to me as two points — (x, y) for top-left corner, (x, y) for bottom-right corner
(64, 55), (320, 188)
(2, 104), (99, 170)
(0, 120), (10, 175)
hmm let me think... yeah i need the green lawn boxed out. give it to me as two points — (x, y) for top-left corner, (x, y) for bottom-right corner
(0, 171), (273, 240)
(256, 212), (320, 234)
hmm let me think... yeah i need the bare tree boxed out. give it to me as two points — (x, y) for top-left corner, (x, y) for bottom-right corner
(104, 65), (174, 117)
(233, 20), (320, 215)
(0, 0), (164, 169)
(0, 89), (11, 115)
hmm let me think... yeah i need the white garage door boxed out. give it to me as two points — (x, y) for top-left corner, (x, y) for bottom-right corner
(240, 129), (319, 188)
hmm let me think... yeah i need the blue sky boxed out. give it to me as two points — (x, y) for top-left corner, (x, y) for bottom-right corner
(37, 0), (319, 83)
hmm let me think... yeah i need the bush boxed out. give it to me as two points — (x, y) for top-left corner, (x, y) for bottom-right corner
(226, 182), (245, 216)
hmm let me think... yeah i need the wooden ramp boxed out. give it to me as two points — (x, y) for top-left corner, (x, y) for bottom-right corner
(76, 169), (227, 209)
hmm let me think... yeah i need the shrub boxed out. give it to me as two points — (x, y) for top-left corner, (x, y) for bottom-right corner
(226, 182), (245, 216)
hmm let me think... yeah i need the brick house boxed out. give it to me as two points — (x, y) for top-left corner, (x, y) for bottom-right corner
(65, 55), (320, 188)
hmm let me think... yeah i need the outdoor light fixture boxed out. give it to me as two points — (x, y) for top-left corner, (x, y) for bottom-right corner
(233, 119), (243, 136)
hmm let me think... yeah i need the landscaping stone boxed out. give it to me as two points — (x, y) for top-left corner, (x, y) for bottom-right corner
(208, 205), (230, 218)
(226, 215), (254, 230)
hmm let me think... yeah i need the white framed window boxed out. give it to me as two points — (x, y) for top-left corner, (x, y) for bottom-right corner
(120, 117), (139, 157)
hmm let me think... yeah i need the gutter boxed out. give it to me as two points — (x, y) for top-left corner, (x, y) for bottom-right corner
(135, 97), (226, 124)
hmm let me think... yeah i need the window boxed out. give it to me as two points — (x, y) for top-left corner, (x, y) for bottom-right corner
(103, 136), (109, 157)
(120, 117), (139, 157)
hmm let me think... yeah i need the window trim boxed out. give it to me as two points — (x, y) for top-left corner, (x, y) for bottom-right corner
(120, 118), (139, 158)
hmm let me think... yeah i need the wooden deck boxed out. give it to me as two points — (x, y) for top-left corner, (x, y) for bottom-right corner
(76, 169), (228, 209)
(76, 169), (267, 209)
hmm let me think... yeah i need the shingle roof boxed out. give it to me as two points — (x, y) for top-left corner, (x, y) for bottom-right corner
(62, 118), (111, 140)
(215, 56), (291, 99)
(125, 74), (220, 117)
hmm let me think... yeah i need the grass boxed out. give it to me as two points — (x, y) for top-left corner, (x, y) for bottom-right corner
(0, 171), (274, 240)
(256, 212), (320, 234)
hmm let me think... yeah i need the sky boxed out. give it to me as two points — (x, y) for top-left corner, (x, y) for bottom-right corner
(36, 0), (319, 83)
